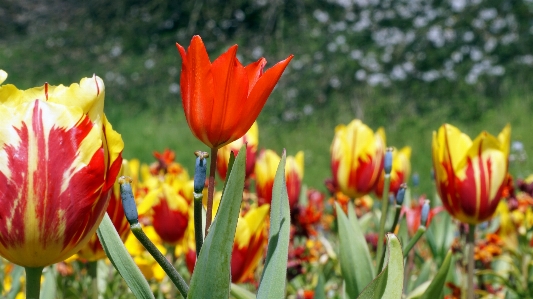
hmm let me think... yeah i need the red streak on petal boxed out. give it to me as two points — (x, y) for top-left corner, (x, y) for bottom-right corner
(152, 200), (188, 244)
(44, 83), (49, 101)
(0, 101), (106, 252)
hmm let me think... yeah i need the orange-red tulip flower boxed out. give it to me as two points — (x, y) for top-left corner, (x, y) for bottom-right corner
(0, 71), (123, 267)
(432, 123), (511, 224)
(286, 151), (304, 209)
(330, 119), (386, 198)
(375, 146), (411, 198)
(77, 160), (132, 261)
(217, 122), (258, 181)
(176, 35), (293, 149)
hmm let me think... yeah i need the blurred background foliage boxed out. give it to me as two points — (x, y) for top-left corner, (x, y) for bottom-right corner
(1, 0), (533, 194)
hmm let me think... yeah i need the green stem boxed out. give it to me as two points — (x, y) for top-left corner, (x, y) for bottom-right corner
(88, 261), (98, 299)
(402, 226), (426, 256)
(131, 223), (189, 297)
(388, 205), (402, 234)
(193, 191), (204, 258)
(25, 267), (44, 299)
(376, 173), (391, 271)
(205, 147), (218, 237)
(467, 224), (476, 299)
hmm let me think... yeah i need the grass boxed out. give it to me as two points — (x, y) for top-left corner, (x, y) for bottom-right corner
(107, 89), (533, 198)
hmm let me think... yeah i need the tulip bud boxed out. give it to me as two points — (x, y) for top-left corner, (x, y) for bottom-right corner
(194, 151), (208, 194)
(119, 176), (139, 225)
(384, 148), (393, 175)
(420, 200), (430, 227)
(396, 184), (407, 206)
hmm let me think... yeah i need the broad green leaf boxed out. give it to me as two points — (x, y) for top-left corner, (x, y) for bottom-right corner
(314, 274), (327, 299)
(187, 144), (247, 299)
(40, 266), (56, 299)
(357, 234), (404, 299)
(97, 213), (155, 299)
(335, 202), (375, 298)
(230, 283), (256, 299)
(257, 152), (290, 299)
(405, 281), (431, 299)
(419, 250), (453, 299)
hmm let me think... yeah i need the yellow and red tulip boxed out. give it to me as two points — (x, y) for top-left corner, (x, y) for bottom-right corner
(0, 71), (123, 267)
(286, 151), (304, 209)
(77, 160), (132, 261)
(138, 184), (190, 245)
(176, 35), (293, 149)
(255, 149), (280, 206)
(330, 119), (386, 198)
(375, 146), (411, 198)
(186, 203), (270, 283)
(231, 204), (270, 283)
(432, 123), (511, 224)
(217, 122), (259, 181)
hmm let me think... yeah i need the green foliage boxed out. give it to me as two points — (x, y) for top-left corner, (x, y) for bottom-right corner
(257, 151), (290, 299)
(335, 202), (375, 298)
(97, 213), (154, 299)
(357, 234), (404, 299)
(187, 145), (247, 299)
(418, 251), (454, 299)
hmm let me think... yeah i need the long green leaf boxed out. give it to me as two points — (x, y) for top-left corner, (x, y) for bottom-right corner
(187, 144), (247, 299)
(257, 151), (290, 299)
(230, 283), (256, 299)
(6, 265), (23, 299)
(40, 266), (56, 299)
(419, 250), (453, 299)
(335, 202), (375, 298)
(97, 213), (154, 299)
(314, 274), (327, 299)
(357, 234), (404, 299)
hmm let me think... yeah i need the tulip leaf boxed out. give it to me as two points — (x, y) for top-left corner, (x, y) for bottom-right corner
(335, 202), (375, 298)
(97, 213), (155, 299)
(230, 283), (256, 299)
(357, 234), (404, 299)
(41, 266), (57, 299)
(187, 144), (247, 299)
(314, 274), (327, 299)
(419, 250), (453, 299)
(257, 151), (290, 299)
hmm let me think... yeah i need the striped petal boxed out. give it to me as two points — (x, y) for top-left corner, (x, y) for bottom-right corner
(0, 100), (107, 267)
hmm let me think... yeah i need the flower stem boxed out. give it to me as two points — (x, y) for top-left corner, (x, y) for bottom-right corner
(205, 147), (218, 236)
(193, 191), (204, 257)
(467, 224), (476, 299)
(131, 223), (189, 297)
(376, 173), (391, 272)
(25, 267), (44, 299)
(402, 226), (426, 256)
(88, 261), (98, 299)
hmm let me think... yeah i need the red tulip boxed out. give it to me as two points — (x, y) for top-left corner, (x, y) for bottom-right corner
(176, 35), (293, 149)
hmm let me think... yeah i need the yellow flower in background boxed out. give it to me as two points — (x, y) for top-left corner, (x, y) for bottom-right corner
(0, 70), (123, 267)
(286, 151), (304, 209)
(432, 123), (510, 224)
(330, 119), (385, 198)
(124, 225), (166, 281)
(255, 149), (280, 206)
(375, 146), (411, 198)
(217, 122), (259, 181)
(231, 204), (270, 283)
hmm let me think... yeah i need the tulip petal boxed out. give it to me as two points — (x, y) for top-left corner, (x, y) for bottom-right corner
(0, 100), (106, 267)
(232, 55), (293, 142)
(0, 70), (7, 85)
(244, 58), (267, 94)
(178, 36), (216, 148)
